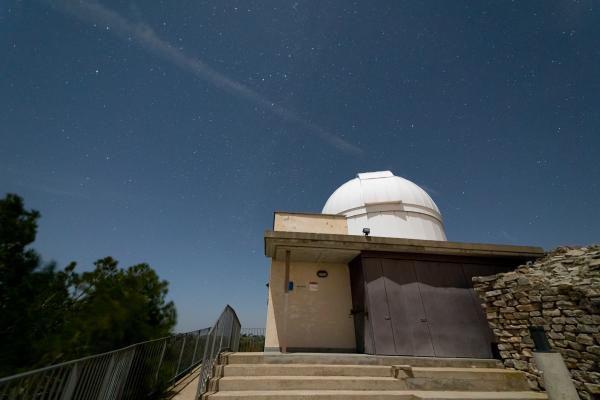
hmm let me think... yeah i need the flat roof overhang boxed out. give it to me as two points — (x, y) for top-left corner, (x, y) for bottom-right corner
(264, 230), (545, 263)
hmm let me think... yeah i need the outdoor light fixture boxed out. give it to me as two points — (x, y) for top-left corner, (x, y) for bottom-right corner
(362, 227), (370, 236)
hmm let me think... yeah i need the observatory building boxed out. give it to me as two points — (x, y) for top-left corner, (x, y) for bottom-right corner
(264, 171), (544, 358)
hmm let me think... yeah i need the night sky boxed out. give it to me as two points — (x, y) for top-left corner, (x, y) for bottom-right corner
(1, 1), (599, 331)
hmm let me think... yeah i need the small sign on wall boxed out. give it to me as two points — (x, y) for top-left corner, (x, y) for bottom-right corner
(308, 281), (319, 291)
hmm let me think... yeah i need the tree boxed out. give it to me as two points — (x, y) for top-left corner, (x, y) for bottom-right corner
(0, 193), (42, 300)
(0, 194), (70, 374)
(62, 257), (177, 358)
(0, 193), (177, 376)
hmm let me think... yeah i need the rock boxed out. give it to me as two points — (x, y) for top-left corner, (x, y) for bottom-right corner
(584, 383), (600, 394)
(567, 340), (584, 351)
(543, 309), (561, 317)
(578, 324), (599, 334)
(556, 300), (576, 307)
(516, 304), (539, 312)
(485, 290), (503, 297)
(542, 295), (559, 301)
(517, 277), (531, 286)
(513, 360), (528, 370)
(587, 346), (600, 355)
(548, 331), (565, 340)
(577, 334), (595, 345)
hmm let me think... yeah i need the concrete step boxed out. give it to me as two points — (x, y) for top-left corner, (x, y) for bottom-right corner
(223, 363), (393, 377)
(403, 367), (530, 391)
(224, 353), (502, 369)
(206, 390), (547, 400)
(214, 367), (529, 392)
(217, 376), (401, 391)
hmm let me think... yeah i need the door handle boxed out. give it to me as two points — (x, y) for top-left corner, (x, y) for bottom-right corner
(384, 316), (391, 320)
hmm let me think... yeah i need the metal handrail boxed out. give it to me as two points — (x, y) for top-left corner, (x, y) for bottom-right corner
(0, 322), (216, 399)
(195, 305), (241, 398)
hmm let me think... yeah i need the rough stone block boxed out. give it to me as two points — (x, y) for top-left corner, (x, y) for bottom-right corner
(542, 295), (559, 301)
(543, 309), (561, 317)
(517, 277), (531, 286)
(563, 309), (584, 317)
(578, 324), (599, 334)
(587, 346), (600, 355)
(565, 324), (578, 332)
(513, 360), (529, 370)
(500, 307), (516, 313)
(517, 304), (539, 312)
(542, 302), (556, 309)
(548, 331), (565, 340)
(566, 340), (585, 351)
(577, 334), (595, 345)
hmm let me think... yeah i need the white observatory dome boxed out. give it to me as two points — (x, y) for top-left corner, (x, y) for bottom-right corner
(322, 171), (447, 240)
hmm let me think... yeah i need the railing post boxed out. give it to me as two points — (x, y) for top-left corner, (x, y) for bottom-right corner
(60, 364), (80, 400)
(196, 327), (217, 399)
(218, 318), (226, 353)
(97, 354), (117, 400)
(210, 321), (220, 360)
(175, 336), (187, 376)
(117, 348), (136, 398)
(191, 332), (201, 365)
(154, 340), (167, 386)
(226, 313), (234, 350)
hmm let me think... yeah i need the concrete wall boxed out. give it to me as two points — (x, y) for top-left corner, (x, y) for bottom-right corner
(273, 212), (347, 235)
(265, 259), (356, 352)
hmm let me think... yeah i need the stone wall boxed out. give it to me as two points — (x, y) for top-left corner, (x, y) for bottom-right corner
(473, 246), (600, 399)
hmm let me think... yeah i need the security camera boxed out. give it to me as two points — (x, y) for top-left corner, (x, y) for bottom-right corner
(362, 227), (370, 236)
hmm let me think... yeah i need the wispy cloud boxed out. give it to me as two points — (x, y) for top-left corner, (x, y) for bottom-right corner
(48, 0), (362, 155)
(1, 166), (91, 199)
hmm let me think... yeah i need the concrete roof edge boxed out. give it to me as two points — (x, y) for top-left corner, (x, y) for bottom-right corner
(263, 230), (545, 258)
(273, 211), (345, 218)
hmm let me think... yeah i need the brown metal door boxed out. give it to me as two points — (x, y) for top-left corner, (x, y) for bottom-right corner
(357, 256), (501, 358)
(362, 259), (396, 355)
(381, 259), (435, 356)
(415, 261), (493, 358)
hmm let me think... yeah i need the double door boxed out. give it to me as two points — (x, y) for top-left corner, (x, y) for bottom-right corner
(351, 257), (504, 358)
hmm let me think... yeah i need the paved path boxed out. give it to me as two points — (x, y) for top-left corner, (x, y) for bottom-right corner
(163, 367), (200, 400)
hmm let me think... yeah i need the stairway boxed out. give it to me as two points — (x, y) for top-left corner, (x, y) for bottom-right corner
(202, 352), (547, 400)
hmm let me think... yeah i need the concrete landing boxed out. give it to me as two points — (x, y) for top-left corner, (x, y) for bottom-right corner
(224, 352), (503, 368)
(207, 390), (547, 400)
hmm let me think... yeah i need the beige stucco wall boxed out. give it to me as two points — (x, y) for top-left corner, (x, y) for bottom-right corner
(265, 259), (356, 352)
(273, 212), (348, 235)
